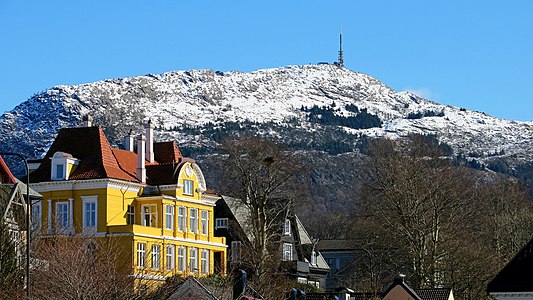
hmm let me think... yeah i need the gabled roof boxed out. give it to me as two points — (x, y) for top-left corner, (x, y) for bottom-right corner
(382, 277), (453, 300)
(382, 277), (421, 300)
(30, 126), (188, 185)
(166, 277), (219, 300)
(219, 195), (329, 271)
(0, 155), (16, 184)
(220, 195), (252, 241)
(487, 235), (533, 293)
(294, 215), (330, 270)
(31, 126), (138, 182)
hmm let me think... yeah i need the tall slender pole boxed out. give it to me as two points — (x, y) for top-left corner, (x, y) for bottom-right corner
(1, 152), (31, 299)
(338, 25), (344, 68)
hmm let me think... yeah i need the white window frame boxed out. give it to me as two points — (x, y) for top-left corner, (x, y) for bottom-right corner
(201, 249), (209, 274)
(50, 152), (79, 181)
(55, 163), (64, 180)
(178, 206), (187, 232)
(151, 244), (160, 270)
(142, 204), (157, 227)
(55, 202), (69, 232)
(137, 242), (146, 268)
(127, 205), (135, 225)
(283, 243), (293, 261)
(32, 200), (42, 231)
(311, 250), (317, 266)
(189, 247), (198, 273)
(283, 219), (291, 235)
(189, 208), (198, 233)
(166, 244), (175, 271)
(82, 196), (98, 231)
(178, 246), (186, 272)
(297, 277), (308, 284)
(231, 241), (242, 262)
(183, 179), (194, 195)
(165, 204), (174, 230)
(215, 218), (228, 229)
(200, 210), (209, 235)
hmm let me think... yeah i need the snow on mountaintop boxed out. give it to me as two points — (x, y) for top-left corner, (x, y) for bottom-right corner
(0, 64), (531, 168)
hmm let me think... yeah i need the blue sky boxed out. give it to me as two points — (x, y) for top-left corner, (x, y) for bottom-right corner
(0, 1), (531, 121)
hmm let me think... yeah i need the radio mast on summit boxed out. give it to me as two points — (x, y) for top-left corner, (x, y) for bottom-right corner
(337, 26), (344, 68)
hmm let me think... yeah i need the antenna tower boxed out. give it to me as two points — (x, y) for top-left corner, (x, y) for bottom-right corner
(338, 26), (344, 68)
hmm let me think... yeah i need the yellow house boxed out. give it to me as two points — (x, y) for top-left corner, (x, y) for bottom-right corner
(29, 116), (226, 288)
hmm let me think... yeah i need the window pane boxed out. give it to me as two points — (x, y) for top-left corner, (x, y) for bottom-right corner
(190, 247), (198, 272)
(165, 205), (174, 230)
(183, 180), (194, 195)
(127, 205), (135, 225)
(137, 243), (146, 268)
(56, 202), (69, 230)
(152, 244), (160, 270)
(190, 208), (198, 233)
(142, 205), (157, 227)
(201, 249), (209, 274)
(56, 164), (64, 179)
(178, 246), (186, 272)
(178, 206), (186, 231)
(84, 202), (96, 228)
(201, 210), (208, 235)
(166, 245), (175, 270)
(283, 243), (293, 261)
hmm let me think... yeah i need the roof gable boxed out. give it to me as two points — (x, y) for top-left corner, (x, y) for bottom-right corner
(0, 155), (16, 184)
(382, 277), (421, 300)
(166, 277), (219, 300)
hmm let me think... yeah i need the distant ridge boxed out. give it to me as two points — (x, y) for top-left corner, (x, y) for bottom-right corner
(0, 64), (531, 175)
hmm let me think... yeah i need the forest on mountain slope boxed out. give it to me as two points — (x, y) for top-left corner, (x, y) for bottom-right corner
(200, 134), (533, 299)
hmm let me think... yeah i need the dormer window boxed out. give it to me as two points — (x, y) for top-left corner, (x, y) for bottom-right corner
(55, 164), (64, 179)
(311, 251), (317, 266)
(50, 152), (79, 181)
(283, 219), (291, 235)
(183, 179), (194, 195)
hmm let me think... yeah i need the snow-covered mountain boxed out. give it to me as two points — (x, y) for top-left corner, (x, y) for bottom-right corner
(1, 64), (532, 172)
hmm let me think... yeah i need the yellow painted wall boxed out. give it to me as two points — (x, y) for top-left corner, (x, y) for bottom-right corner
(35, 176), (226, 289)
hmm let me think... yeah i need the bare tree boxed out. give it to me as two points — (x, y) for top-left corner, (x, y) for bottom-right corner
(215, 136), (307, 282)
(0, 185), (26, 299)
(351, 135), (533, 299)
(481, 178), (533, 262)
(32, 235), (137, 300)
(360, 136), (476, 288)
(0, 220), (24, 299)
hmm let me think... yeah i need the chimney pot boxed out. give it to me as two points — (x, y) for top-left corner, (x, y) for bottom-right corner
(83, 115), (93, 127)
(145, 119), (155, 163)
(136, 134), (146, 183)
(125, 129), (134, 152)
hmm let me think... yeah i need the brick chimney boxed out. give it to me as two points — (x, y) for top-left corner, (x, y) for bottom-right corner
(145, 119), (154, 163)
(124, 129), (134, 152)
(136, 134), (146, 183)
(83, 115), (93, 127)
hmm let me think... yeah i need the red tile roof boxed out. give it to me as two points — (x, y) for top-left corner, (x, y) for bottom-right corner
(153, 141), (183, 164)
(0, 154), (17, 184)
(30, 125), (195, 187)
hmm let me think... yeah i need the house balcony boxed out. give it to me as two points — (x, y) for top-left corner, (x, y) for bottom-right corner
(107, 224), (226, 245)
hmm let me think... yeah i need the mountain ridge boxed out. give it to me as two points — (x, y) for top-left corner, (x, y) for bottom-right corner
(1, 64), (531, 175)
